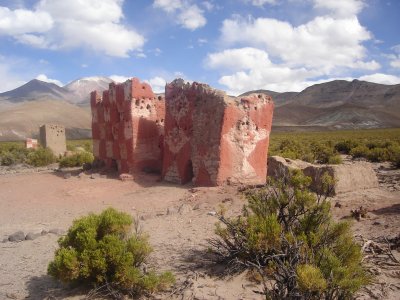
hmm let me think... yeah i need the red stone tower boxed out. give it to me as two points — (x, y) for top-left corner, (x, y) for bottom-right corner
(162, 79), (274, 186)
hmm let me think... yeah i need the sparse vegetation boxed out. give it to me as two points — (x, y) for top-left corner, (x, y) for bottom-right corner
(48, 208), (174, 297)
(209, 170), (370, 299)
(0, 139), (93, 167)
(66, 139), (92, 153)
(59, 151), (94, 168)
(270, 128), (400, 167)
(27, 147), (56, 167)
(0, 142), (31, 166)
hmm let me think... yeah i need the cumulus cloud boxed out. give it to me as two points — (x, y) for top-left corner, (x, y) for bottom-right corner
(359, 73), (400, 85)
(0, 6), (53, 35)
(36, 73), (63, 86)
(313, 0), (365, 18)
(109, 75), (166, 93)
(207, 3), (384, 95)
(220, 15), (374, 72)
(153, 0), (206, 30)
(109, 75), (131, 83)
(145, 76), (167, 93)
(205, 47), (320, 93)
(0, 0), (145, 57)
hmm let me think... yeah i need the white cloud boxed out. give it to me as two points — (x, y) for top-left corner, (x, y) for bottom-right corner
(206, 47), (272, 70)
(0, 1), (145, 57)
(16, 33), (51, 48)
(313, 0), (365, 18)
(392, 45), (400, 54)
(153, 0), (207, 30)
(109, 75), (131, 83)
(390, 59), (400, 68)
(153, 0), (183, 13)
(359, 73), (400, 85)
(135, 52), (147, 58)
(208, 7), (384, 94)
(202, 1), (214, 11)
(109, 75), (166, 93)
(205, 47), (321, 94)
(146, 76), (167, 93)
(36, 73), (63, 86)
(220, 15), (373, 72)
(177, 5), (206, 30)
(198, 38), (208, 45)
(0, 6), (53, 35)
(246, 0), (277, 6)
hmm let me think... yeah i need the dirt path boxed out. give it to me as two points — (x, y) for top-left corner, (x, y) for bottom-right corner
(0, 169), (399, 299)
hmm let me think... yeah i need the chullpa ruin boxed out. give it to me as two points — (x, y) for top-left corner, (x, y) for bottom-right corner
(90, 77), (274, 186)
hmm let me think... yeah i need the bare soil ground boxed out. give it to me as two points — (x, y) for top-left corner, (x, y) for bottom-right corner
(0, 163), (399, 300)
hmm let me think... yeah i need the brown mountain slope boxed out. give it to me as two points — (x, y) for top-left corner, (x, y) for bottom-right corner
(0, 100), (91, 141)
(251, 80), (400, 130)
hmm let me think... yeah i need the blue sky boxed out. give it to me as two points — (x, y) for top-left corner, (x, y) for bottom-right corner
(0, 0), (399, 94)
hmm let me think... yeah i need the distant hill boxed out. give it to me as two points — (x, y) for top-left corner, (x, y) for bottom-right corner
(0, 77), (114, 140)
(239, 89), (298, 107)
(0, 79), (72, 103)
(64, 76), (113, 104)
(1, 77), (400, 141)
(0, 76), (113, 105)
(0, 100), (91, 141)
(243, 80), (400, 130)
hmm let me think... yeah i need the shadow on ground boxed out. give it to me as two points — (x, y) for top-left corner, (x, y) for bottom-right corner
(26, 275), (88, 299)
(372, 204), (400, 215)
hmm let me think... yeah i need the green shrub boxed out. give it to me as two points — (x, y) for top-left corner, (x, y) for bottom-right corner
(59, 151), (94, 168)
(1, 152), (16, 166)
(48, 208), (174, 296)
(0, 143), (32, 166)
(210, 170), (369, 299)
(27, 147), (56, 167)
(367, 147), (390, 162)
(334, 140), (358, 154)
(327, 154), (342, 164)
(349, 145), (370, 159)
(311, 142), (341, 164)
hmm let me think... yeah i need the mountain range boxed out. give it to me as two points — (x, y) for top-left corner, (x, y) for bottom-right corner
(240, 79), (400, 130)
(0, 76), (112, 105)
(0, 77), (112, 141)
(0, 78), (399, 141)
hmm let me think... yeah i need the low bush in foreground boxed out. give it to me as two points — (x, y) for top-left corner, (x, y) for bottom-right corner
(209, 170), (369, 299)
(27, 147), (56, 167)
(48, 208), (174, 297)
(0, 143), (31, 166)
(59, 151), (94, 168)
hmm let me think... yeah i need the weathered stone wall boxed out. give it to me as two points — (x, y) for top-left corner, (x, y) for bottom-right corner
(91, 78), (165, 174)
(39, 124), (66, 156)
(91, 77), (274, 186)
(162, 79), (274, 186)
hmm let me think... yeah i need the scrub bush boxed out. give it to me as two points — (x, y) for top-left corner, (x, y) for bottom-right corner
(27, 147), (56, 166)
(59, 151), (94, 168)
(334, 140), (358, 154)
(48, 208), (174, 297)
(209, 170), (369, 299)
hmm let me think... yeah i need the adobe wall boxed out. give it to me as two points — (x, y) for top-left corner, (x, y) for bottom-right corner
(91, 77), (274, 186)
(39, 124), (67, 156)
(91, 78), (165, 174)
(162, 79), (274, 186)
